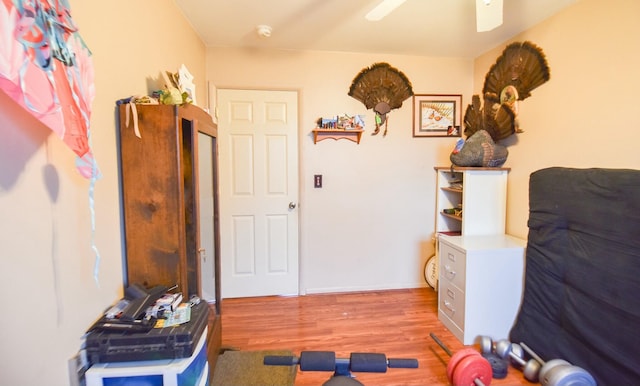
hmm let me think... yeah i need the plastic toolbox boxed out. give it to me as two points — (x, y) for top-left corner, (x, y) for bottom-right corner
(84, 301), (209, 364)
(85, 326), (209, 386)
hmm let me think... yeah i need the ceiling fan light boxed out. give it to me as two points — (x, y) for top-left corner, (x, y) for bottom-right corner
(476, 0), (503, 32)
(365, 0), (407, 21)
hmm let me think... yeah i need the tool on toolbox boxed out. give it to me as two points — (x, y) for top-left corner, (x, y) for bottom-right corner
(92, 284), (169, 333)
(119, 283), (169, 321)
(430, 332), (493, 386)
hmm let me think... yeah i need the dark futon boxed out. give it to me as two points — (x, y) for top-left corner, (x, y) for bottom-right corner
(510, 167), (640, 385)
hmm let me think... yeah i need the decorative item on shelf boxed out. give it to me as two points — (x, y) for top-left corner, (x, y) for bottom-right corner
(449, 180), (463, 190)
(464, 41), (550, 142)
(312, 114), (365, 144)
(155, 64), (196, 105)
(443, 204), (463, 218)
(348, 62), (413, 137)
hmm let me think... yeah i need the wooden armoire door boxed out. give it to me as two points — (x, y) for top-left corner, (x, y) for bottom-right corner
(118, 103), (217, 298)
(117, 102), (222, 370)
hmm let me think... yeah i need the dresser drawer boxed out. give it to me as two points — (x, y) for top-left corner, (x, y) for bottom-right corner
(439, 281), (465, 330)
(439, 241), (465, 290)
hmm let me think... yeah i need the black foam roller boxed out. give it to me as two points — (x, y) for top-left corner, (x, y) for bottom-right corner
(388, 358), (419, 368)
(299, 351), (336, 371)
(350, 353), (388, 373)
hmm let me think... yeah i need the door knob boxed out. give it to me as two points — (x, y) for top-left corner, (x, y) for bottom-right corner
(289, 202), (297, 209)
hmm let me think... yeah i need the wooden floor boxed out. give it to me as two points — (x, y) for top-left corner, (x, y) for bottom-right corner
(220, 287), (531, 385)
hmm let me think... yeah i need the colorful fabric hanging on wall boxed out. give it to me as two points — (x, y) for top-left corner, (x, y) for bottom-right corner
(0, 0), (97, 178)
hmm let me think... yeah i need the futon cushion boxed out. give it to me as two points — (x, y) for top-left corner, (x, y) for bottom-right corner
(509, 167), (640, 386)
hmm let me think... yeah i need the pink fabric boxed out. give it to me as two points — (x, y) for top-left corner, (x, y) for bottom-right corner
(0, 0), (96, 178)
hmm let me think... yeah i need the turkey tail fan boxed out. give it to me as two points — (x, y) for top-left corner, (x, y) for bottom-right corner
(489, 104), (516, 142)
(517, 41), (551, 97)
(464, 93), (515, 141)
(478, 93), (516, 142)
(463, 95), (484, 138)
(481, 95), (499, 140)
(348, 62), (414, 110)
(482, 41), (550, 101)
(484, 102), (516, 142)
(483, 91), (500, 106)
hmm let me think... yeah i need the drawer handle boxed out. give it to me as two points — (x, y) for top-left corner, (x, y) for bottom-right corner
(447, 252), (456, 262)
(446, 288), (455, 299)
(444, 300), (456, 314)
(444, 264), (456, 280)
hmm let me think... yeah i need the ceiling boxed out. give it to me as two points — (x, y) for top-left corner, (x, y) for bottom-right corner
(174, 0), (577, 58)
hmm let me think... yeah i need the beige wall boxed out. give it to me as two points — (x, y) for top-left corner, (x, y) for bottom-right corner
(0, 1), (207, 384)
(207, 49), (474, 293)
(473, 0), (640, 238)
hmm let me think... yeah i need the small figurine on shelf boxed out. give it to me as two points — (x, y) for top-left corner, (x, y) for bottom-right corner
(338, 114), (365, 130)
(154, 65), (196, 105)
(318, 117), (338, 129)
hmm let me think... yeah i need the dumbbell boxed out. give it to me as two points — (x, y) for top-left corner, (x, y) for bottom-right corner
(476, 337), (509, 379)
(520, 342), (596, 386)
(479, 337), (525, 366)
(496, 341), (540, 382)
(430, 333), (493, 386)
(479, 337), (538, 381)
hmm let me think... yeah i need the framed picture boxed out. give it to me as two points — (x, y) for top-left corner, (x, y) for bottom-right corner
(413, 94), (462, 137)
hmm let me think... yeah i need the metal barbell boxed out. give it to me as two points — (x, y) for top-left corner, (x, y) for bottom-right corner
(520, 342), (597, 386)
(431, 333), (493, 386)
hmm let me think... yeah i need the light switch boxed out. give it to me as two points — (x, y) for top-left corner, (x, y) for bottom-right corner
(314, 174), (322, 188)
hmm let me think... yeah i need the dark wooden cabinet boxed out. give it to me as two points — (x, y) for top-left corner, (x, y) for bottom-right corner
(117, 102), (221, 373)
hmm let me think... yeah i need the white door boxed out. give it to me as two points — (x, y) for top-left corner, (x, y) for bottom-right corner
(217, 89), (299, 298)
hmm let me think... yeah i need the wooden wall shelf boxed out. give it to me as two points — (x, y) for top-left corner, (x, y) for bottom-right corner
(312, 129), (364, 144)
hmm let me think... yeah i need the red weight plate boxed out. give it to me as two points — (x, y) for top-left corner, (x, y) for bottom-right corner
(452, 354), (493, 386)
(447, 348), (481, 383)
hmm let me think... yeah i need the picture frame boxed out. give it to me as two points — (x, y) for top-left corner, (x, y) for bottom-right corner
(412, 94), (462, 137)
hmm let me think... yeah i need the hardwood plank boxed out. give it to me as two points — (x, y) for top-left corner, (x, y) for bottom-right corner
(220, 288), (530, 385)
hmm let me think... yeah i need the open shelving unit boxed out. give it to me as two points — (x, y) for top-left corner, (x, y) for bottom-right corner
(434, 166), (509, 236)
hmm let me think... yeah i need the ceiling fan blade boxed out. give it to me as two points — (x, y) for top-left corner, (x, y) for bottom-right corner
(365, 0), (408, 21)
(476, 0), (503, 32)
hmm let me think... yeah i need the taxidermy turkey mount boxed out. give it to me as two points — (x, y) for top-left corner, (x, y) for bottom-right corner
(348, 62), (413, 136)
(463, 41), (550, 142)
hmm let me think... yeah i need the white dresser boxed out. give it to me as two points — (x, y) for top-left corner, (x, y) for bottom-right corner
(438, 234), (526, 344)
